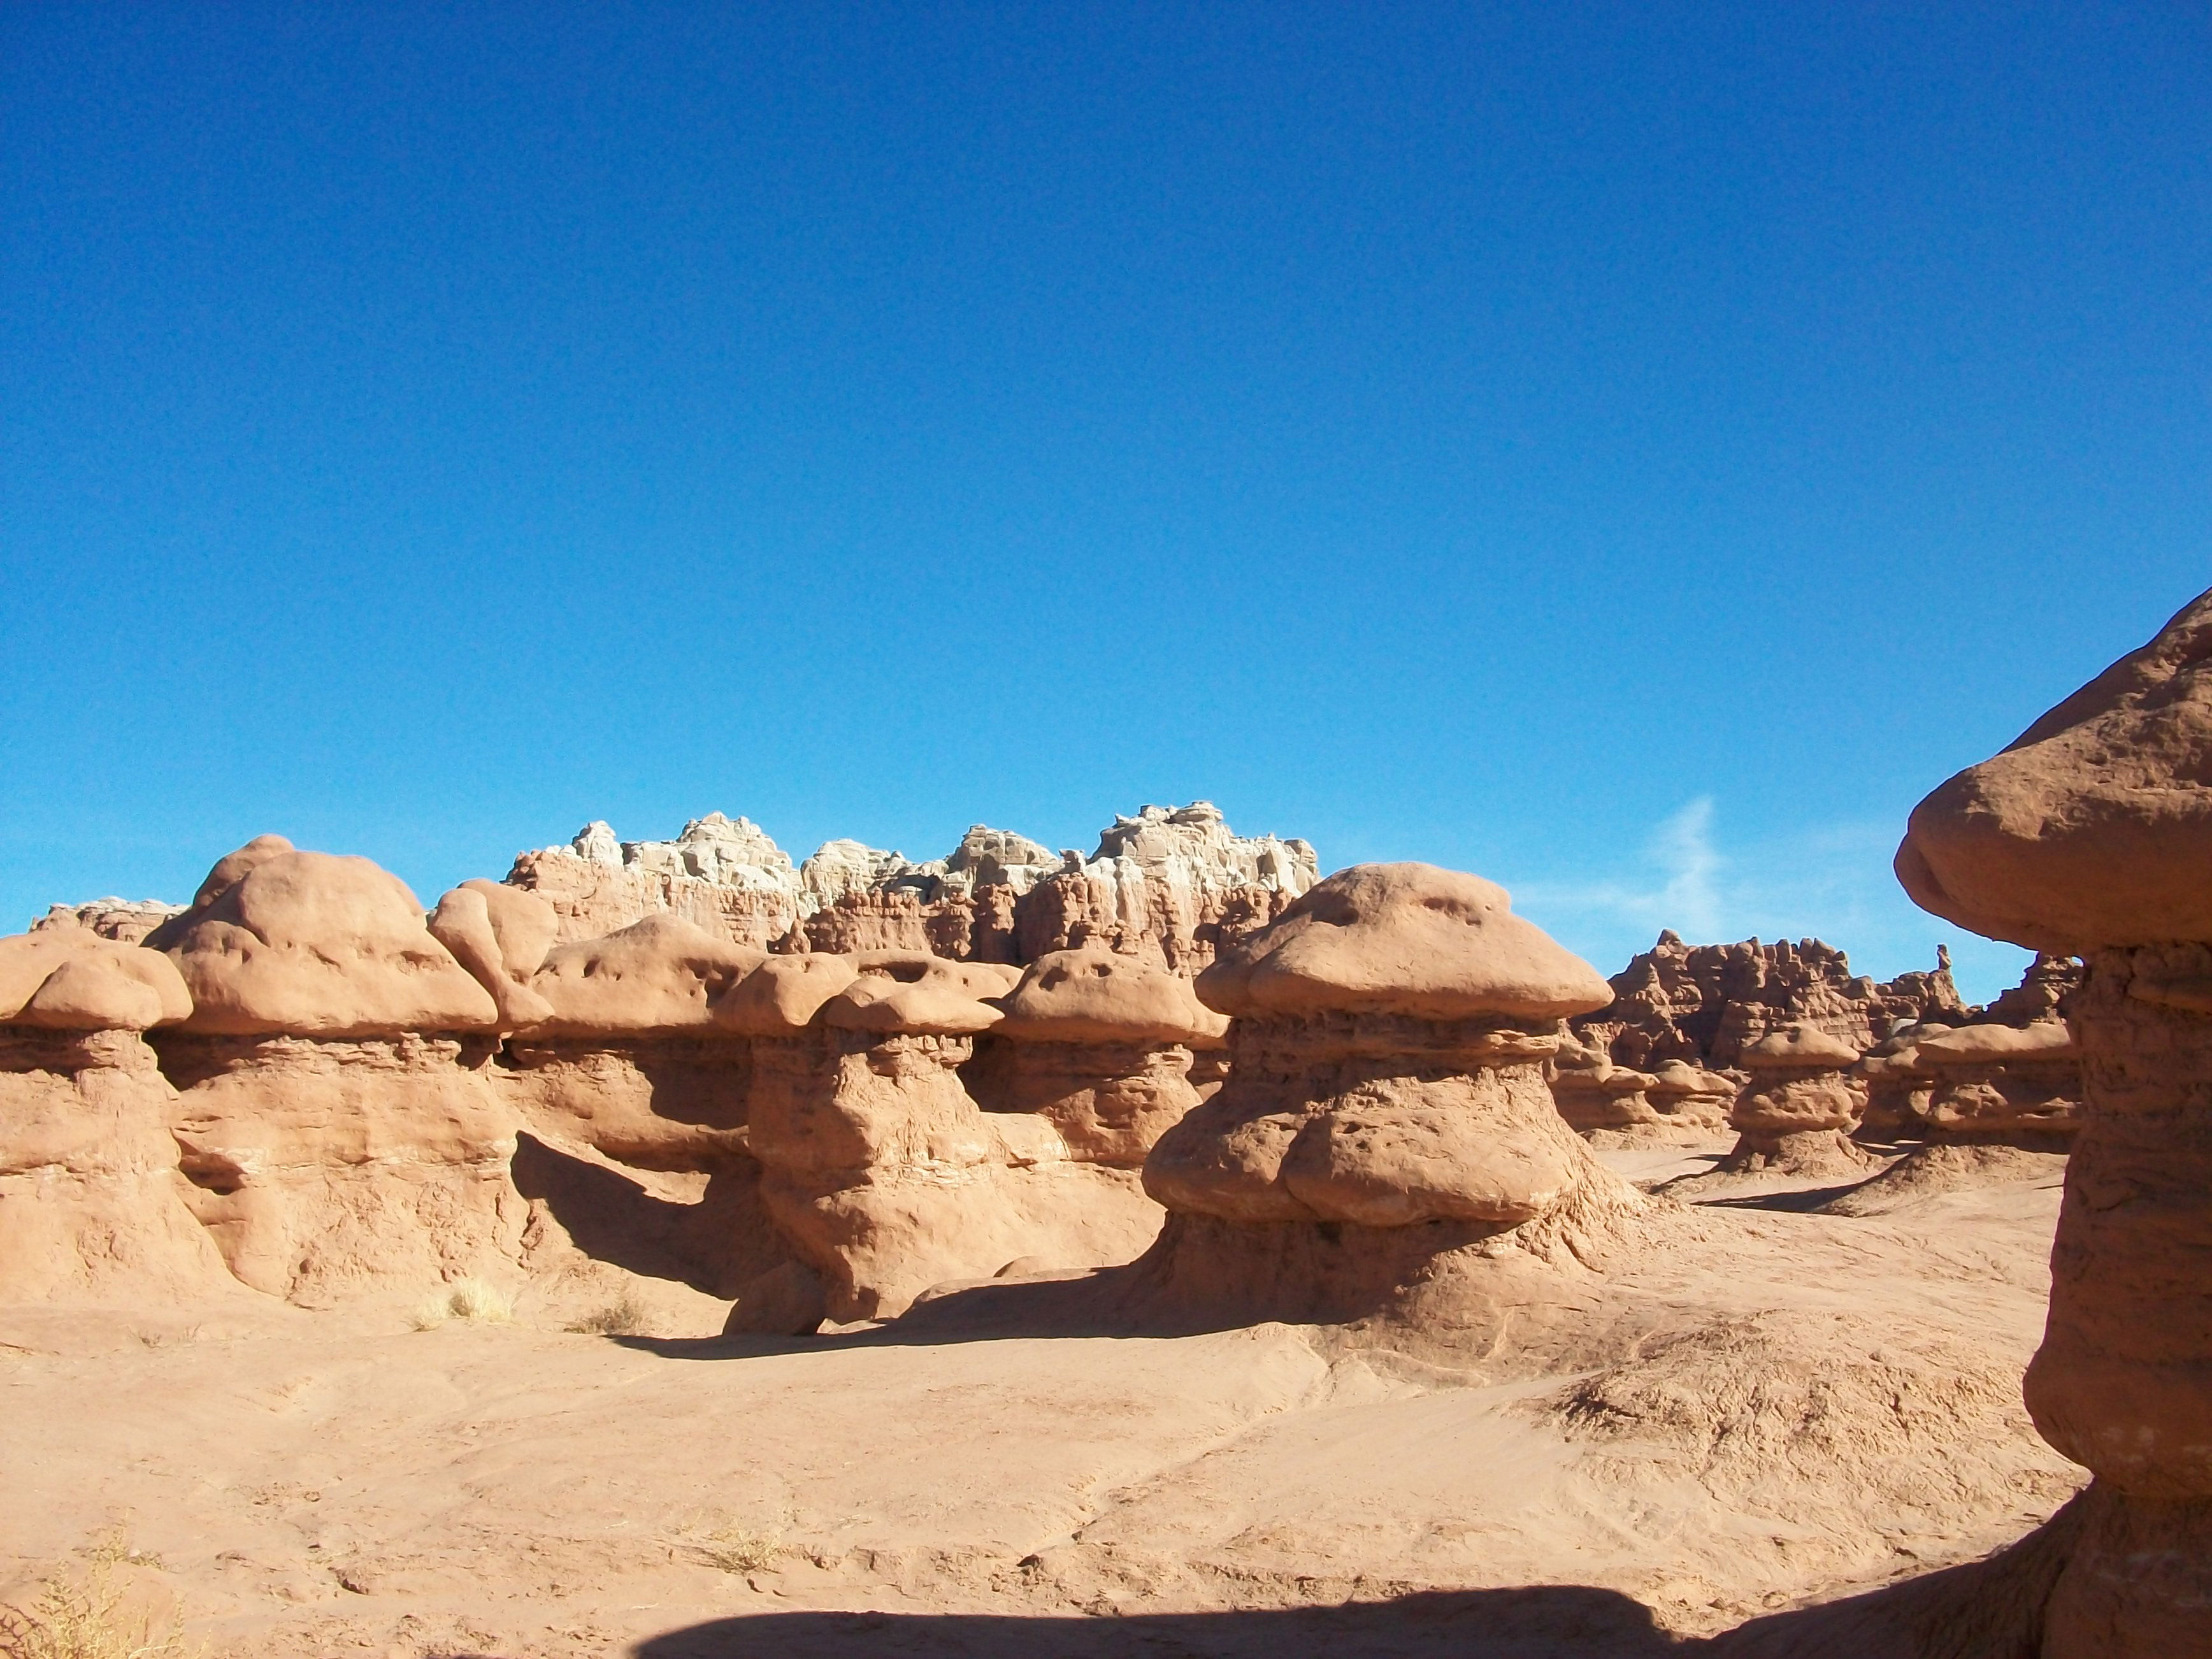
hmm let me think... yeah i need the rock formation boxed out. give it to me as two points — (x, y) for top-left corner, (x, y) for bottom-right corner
(31, 896), (184, 943)
(0, 923), (234, 1301)
(1576, 930), (1972, 1070)
(471, 907), (796, 1315)
(1546, 1034), (1662, 1135)
(505, 801), (1316, 975)
(965, 947), (1230, 1167)
(1710, 1024), (1871, 1181)
(144, 838), (523, 1305)
(1121, 863), (1649, 1358)
(728, 951), (1161, 1326)
(1895, 584), (2212, 1653)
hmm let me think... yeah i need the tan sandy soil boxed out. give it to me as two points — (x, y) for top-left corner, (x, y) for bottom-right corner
(1, 1140), (2079, 1658)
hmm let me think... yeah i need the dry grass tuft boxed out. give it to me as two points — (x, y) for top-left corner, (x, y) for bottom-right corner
(408, 1277), (515, 1331)
(0, 1532), (196, 1659)
(670, 1511), (791, 1575)
(566, 1293), (650, 1337)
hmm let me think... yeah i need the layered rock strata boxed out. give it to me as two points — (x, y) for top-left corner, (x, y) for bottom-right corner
(145, 838), (522, 1304)
(1895, 584), (2212, 1654)
(966, 947), (1229, 1167)
(727, 952), (1160, 1326)
(0, 924), (234, 1300)
(1126, 863), (1648, 1356)
(506, 801), (1316, 974)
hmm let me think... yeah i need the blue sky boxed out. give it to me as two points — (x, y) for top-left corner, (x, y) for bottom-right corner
(3, 4), (2206, 1002)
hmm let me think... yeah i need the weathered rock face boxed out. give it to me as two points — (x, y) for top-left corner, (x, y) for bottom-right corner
(733, 953), (1161, 1324)
(1547, 1035), (1662, 1134)
(487, 912), (763, 1172)
(1915, 1019), (2084, 1142)
(0, 925), (232, 1302)
(506, 815), (805, 949)
(1852, 1025), (1953, 1137)
(1896, 584), (2212, 1651)
(968, 948), (1230, 1167)
(147, 840), (523, 1304)
(32, 898), (184, 944)
(506, 802), (1317, 977)
(1576, 930), (1971, 1070)
(1135, 864), (1645, 1350)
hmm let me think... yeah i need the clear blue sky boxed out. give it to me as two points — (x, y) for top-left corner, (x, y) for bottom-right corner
(4, 4), (2206, 1002)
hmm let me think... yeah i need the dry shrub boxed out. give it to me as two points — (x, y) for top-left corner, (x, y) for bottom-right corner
(0, 1533), (196, 1659)
(408, 1277), (514, 1331)
(566, 1293), (650, 1337)
(670, 1511), (791, 1574)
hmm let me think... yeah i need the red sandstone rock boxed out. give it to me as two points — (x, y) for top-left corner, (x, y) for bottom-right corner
(1135, 863), (1644, 1346)
(1897, 584), (2212, 1652)
(149, 840), (497, 1037)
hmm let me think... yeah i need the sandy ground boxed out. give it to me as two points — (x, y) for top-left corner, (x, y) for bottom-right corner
(1, 1138), (2083, 1658)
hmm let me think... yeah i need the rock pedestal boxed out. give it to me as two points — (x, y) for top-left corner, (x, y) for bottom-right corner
(1133, 864), (1647, 1360)
(1897, 585), (2212, 1654)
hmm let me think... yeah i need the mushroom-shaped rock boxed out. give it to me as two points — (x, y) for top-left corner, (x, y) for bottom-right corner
(1546, 1036), (1664, 1135)
(1131, 863), (1647, 1346)
(738, 949), (1161, 1323)
(1708, 1024), (1871, 1181)
(148, 841), (498, 1037)
(145, 840), (522, 1303)
(1913, 1019), (2085, 1142)
(491, 916), (766, 1177)
(0, 928), (234, 1303)
(1644, 1060), (1735, 1130)
(969, 949), (1228, 1167)
(1852, 1026), (1952, 1137)
(1897, 584), (2212, 1651)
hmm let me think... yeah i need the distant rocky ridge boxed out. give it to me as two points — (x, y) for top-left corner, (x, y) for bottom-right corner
(502, 801), (1322, 972)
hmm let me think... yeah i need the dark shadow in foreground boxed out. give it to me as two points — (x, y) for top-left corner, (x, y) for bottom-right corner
(631, 1585), (1679, 1658)
(632, 1494), (2099, 1659)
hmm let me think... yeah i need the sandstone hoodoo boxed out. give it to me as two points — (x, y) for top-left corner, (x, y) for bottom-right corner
(0, 923), (235, 1301)
(1894, 584), (2212, 1654)
(1545, 1033), (1663, 1136)
(967, 947), (1229, 1167)
(143, 838), (523, 1304)
(1125, 862), (1650, 1354)
(1712, 1024), (1871, 1180)
(501, 913), (764, 1169)
(479, 908), (793, 1318)
(729, 951), (1161, 1328)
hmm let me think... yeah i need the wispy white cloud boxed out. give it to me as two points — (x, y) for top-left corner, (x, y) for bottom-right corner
(1519, 795), (1725, 940)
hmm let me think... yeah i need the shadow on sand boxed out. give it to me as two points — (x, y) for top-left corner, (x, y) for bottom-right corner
(622, 1493), (2087, 1659)
(630, 1584), (1679, 1658)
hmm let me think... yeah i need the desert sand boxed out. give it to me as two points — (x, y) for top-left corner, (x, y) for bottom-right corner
(1, 1139), (2075, 1657)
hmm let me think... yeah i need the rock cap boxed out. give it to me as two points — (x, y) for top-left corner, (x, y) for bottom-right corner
(993, 948), (1230, 1047)
(1195, 863), (1611, 1023)
(1898, 587), (2212, 951)
(0, 925), (193, 1030)
(1737, 1024), (1862, 1069)
(528, 914), (765, 1034)
(819, 952), (1014, 1035)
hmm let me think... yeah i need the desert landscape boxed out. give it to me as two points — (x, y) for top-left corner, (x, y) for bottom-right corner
(5, 589), (2209, 1658)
